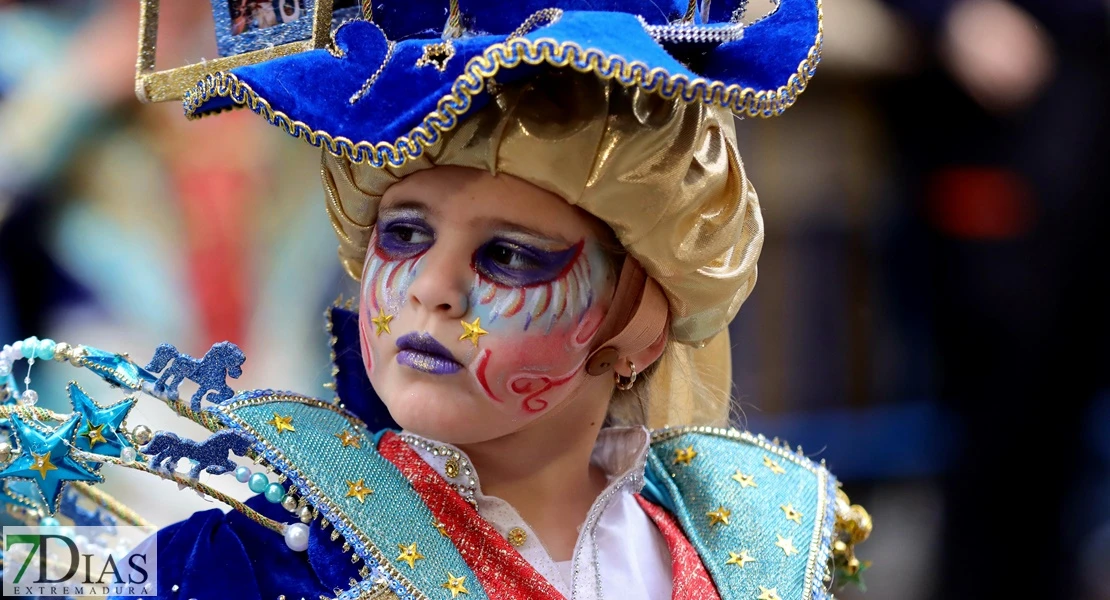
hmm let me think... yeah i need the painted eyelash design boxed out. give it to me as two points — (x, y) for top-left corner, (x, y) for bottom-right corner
(474, 246), (594, 332)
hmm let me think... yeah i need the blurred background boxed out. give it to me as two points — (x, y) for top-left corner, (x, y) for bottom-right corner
(0, 1), (1106, 598)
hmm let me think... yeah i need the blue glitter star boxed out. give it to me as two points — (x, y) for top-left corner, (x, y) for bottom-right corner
(68, 382), (135, 458)
(0, 413), (102, 512)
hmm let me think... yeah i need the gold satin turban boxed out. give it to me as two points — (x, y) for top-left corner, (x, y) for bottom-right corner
(323, 71), (763, 349)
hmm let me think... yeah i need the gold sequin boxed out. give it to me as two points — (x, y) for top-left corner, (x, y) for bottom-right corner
(507, 527), (527, 547)
(434, 519), (449, 537)
(444, 457), (460, 478)
(774, 534), (799, 556)
(730, 470), (757, 488)
(762, 455), (785, 475)
(396, 542), (424, 568)
(268, 413), (295, 434)
(674, 446), (697, 465)
(706, 506), (731, 526)
(345, 479), (373, 503)
(757, 586), (782, 600)
(780, 503), (803, 525)
(82, 423), (108, 448)
(442, 573), (469, 597)
(725, 550), (755, 568)
(459, 317), (488, 347)
(30, 452), (57, 479)
(335, 430), (361, 448)
(371, 310), (394, 336)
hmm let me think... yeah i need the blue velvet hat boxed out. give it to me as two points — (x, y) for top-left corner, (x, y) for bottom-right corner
(184, 0), (823, 168)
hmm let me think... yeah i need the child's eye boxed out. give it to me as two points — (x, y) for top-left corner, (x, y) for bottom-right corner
(375, 220), (434, 259)
(475, 240), (580, 287)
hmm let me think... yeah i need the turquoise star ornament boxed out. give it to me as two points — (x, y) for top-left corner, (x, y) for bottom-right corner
(68, 382), (135, 457)
(0, 413), (102, 513)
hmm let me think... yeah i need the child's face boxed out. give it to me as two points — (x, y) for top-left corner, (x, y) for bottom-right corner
(359, 166), (617, 444)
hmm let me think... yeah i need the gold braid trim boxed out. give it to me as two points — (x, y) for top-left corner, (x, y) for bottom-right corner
(71, 482), (152, 528)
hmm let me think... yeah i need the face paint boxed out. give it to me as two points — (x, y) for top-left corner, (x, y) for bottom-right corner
(363, 218), (428, 314)
(466, 240), (612, 415)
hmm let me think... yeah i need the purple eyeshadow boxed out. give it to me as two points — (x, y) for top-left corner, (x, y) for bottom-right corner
(375, 217), (434, 260)
(474, 240), (582, 288)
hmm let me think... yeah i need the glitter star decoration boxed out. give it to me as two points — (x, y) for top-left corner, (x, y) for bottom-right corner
(268, 413), (295, 434)
(780, 503), (803, 524)
(346, 479), (372, 503)
(757, 586), (782, 600)
(434, 519), (449, 537)
(396, 542), (424, 568)
(0, 414), (101, 510)
(69, 382), (135, 457)
(371, 310), (394, 336)
(335, 430), (361, 449)
(731, 470), (757, 488)
(673, 446), (697, 465)
(762, 455), (786, 475)
(775, 534), (799, 556)
(707, 506), (731, 526)
(459, 317), (488, 347)
(725, 550), (755, 568)
(442, 573), (469, 598)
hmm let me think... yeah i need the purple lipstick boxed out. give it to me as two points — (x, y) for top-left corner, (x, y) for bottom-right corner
(396, 332), (462, 375)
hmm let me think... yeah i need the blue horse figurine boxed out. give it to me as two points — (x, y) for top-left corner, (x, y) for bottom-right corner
(141, 430), (254, 479)
(143, 342), (246, 411)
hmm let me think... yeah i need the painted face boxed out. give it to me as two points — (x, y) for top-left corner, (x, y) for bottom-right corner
(359, 166), (617, 444)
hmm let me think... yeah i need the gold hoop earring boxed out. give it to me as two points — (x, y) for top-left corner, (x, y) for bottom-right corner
(614, 361), (637, 391)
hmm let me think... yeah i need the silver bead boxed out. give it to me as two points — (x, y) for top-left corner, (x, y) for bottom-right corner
(132, 425), (153, 446)
(298, 506), (313, 523)
(53, 342), (70, 362)
(19, 389), (38, 406)
(0, 442), (12, 463)
(281, 495), (298, 512)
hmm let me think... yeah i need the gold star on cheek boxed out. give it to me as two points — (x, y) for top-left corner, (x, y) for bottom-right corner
(396, 542), (424, 569)
(673, 446), (697, 465)
(335, 430), (361, 448)
(762, 455), (785, 475)
(442, 573), (469, 598)
(775, 534), (799, 556)
(725, 550), (756, 568)
(780, 503), (803, 525)
(30, 452), (57, 479)
(731, 470), (757, 488)
(345, 479), (373, 503)
(757, 586), (782, 600)
(707, 506), (731, 526)
(82, 423), (107, 448)
(458, 317), (488, 347)
(371, 310), (394, 336)
(268, 413), (295, 434)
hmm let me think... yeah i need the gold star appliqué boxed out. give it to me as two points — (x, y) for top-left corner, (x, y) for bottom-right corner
(780, 503), (803, 524)
(268, 413), (295, 434)
(762, 455), (785, 475)
(433, 519), (449, 537)
(30, 452), (57, 479)
(731, 470), (757, 488)
(371, 310), (394, 336)
(396, 542), (424, 569)
(335, 430), (361, 448)
(81, 423), (107, 448)
(442, 573), (469, 598)
(707, 506), (731, 526)
(459, 317), (487, 347)
(346, 479), (372, 503)
(758, 586), (782, 600)
(673, 446), (697, 465)
(775, 534), (799, 556)
(725, 550), (755, 568)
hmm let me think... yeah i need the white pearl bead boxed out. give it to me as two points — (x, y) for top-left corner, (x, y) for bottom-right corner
(284, 523), (309, 552)
(0, 360), (10, 376)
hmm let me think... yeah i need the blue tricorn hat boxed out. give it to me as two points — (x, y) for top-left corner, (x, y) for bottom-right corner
(184, 0), (823, 168)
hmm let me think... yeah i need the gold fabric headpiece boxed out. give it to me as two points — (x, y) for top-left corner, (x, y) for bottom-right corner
(323, 71), (762, 425)
(324, 71), (763, 345)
